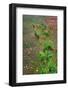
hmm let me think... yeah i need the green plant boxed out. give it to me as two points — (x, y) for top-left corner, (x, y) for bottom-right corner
(37, 51), (45, 61)
(32, 23), (57, 74)
(48, 59), (57, 73)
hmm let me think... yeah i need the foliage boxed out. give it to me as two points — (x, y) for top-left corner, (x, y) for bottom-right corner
(48, 59), (57, 73)
(32, 22), (57, 74)
(37, 51), (46, 61)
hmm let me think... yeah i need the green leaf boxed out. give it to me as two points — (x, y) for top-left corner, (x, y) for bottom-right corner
(43, 40), (54, 50)
(48, 59), (57, 73)
(38, 65), (49, 74)
(43, 30), (49, 36)
(35, 30), (41, 36)
(47, 50), (53, 58)
(37, 51), (45, 61)
(40, 24), (47, 30)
